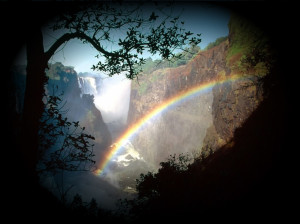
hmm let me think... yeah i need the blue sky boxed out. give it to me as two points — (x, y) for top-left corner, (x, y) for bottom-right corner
(15, 3), (231, 74)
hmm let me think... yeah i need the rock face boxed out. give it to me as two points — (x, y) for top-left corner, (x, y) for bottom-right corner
(200, 74), (265, 155)
(127, 42), (230, 169)
(45, 62), (112, 163)
(11, 62), (116, 207)
(127, 13), (271, 167)
(207, 75), (264, 149)
(201, 13), (271, 155)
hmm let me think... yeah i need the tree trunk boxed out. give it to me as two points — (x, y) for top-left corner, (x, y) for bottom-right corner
(21, 28), (47, 181)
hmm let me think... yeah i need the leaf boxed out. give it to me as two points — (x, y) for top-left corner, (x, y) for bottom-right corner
(149, 12), (158, 21)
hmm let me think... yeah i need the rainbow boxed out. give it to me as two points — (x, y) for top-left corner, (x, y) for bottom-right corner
(94, 74), (248, 175)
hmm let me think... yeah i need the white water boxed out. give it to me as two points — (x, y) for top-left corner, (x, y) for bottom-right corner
(78, 73), (131, 124)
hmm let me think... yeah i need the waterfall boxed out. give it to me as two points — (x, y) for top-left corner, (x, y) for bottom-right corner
(77, 73), (131, 125)
(78, 76), (98, 96)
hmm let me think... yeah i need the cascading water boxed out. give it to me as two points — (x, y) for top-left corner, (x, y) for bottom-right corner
(77, 73), (141, 167)
(77, 73), (148, 191)
(78, 73), (131, 125)
(78, 76), (98, 96)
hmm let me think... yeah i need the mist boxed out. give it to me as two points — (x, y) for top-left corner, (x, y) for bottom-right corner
(6, 1), (289, 221)
(94, 73), (131, 125)
(129, 90), (214, 170)
(63, 72), (134, 208)
(12, 54), (215, 212)
(42, 65), (215, 210)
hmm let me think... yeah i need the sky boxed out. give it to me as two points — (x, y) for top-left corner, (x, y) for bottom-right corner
(12, 3), (231, 209)
(12, 2), (231, 127)
(15, 3), (231, 74)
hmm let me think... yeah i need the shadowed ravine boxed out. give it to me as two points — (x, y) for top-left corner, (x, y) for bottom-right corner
(5, 2), (292, 223)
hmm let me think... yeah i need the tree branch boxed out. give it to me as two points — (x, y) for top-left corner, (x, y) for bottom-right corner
(44, 32), (115, 63)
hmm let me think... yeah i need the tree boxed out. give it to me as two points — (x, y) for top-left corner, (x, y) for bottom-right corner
(119, 153), (195, 221)
(87, 198), (98, 217)
(205, 36), (227, 50)
(37, 89), (96, 204)
(136, 153), (192, 200)
(37, 91), (95, 175)
(20, 2), (201, 180)
(70, 193), (85, 215)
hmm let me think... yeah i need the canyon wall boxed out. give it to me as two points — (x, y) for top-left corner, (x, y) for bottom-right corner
(127, 13), (271, 167)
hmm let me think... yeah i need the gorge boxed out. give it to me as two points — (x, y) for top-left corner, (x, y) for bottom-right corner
(9, 8), (288, 219)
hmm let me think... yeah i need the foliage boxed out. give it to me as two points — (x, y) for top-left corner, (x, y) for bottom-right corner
(136, 154), (192, 204)
(48, 3), (201, 79)
(137, 81), (149, 96)
(205, 36), (227, 50)
(61, 194), (123, 222)
(18, 2), (202, 184)
(172, 43), (201, 66)
(135, 43), (201, 76)
(70, 193), (84, 211)
(114, 153), (201, 221)
(134, 57), (156, 74)
(46, 62), (76, 81)
(37, 89), (96, 175)
(136, 153), (193, 200)
(226, 13), (274, 76)
(160, 153), (192, 172)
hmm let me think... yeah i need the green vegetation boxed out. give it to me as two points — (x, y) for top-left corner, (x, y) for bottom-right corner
(205, 36), (227, 50)
(19, 3), (202, 189)
(66, 194), (116, 221)
(46, 62), (75, 81)
(226, 13), (274, 76)
(137, 81), (149, 95)
(134, 43), (201, 95)
(134, 69), (167, 96)
(115, 152), (212, 222)
(135, 43), (201, 75)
